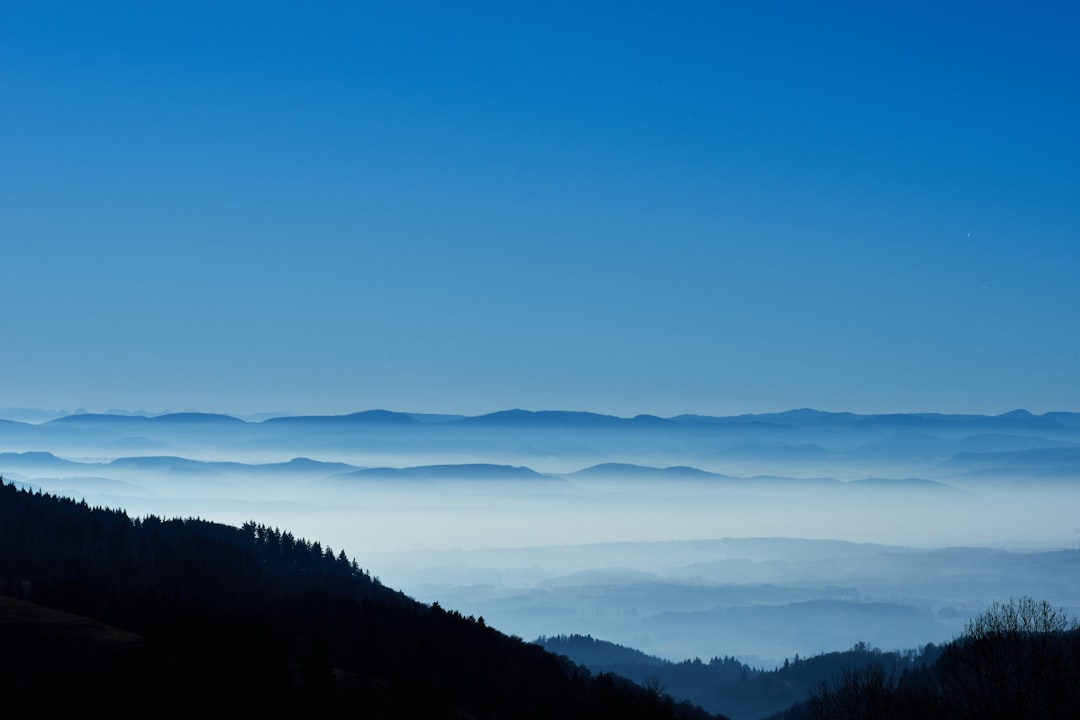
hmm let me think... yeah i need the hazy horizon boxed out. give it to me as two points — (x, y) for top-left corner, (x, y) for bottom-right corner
(4, 1), (1078, 673)
(2, 403), (1076, 423)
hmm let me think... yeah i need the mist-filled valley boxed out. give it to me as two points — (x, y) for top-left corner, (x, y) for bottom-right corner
(3, 407), (1078, 669)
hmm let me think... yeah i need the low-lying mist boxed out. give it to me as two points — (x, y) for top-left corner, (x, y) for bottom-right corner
(2, 408), (1078, 665)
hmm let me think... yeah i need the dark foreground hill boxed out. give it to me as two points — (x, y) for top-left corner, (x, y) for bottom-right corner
(543, 605), (1080, 720)
(540, 634), (939, 720)
(0, 479), (716, 719)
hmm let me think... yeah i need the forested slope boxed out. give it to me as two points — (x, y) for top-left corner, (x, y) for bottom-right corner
(0, 479), (716, 719)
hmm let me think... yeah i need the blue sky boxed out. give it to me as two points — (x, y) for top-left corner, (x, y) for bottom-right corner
(2, 1), (1078, 417)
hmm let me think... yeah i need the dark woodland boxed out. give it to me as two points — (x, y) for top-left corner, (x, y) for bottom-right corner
(0, 478), (715, 719)
(545, 602), (1080, 720)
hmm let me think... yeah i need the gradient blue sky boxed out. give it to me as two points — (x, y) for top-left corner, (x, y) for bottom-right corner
(3, 1), (1078, 417)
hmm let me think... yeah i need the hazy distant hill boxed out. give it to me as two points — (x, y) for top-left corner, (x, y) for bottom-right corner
(944, 447), (1080, 477)
(668, 408), (1080, 434)
(253, 457), (359, 474)
(262, 409), (421, 425)
(569, 463), (728, 480)
(671, 409), (859, 427)
(148, 412), (247, 425)
(0, 451), (89, 472)
(47, 412), (245, 426)
(458, 409), (677, 429)
(108, 455), (223, 474)
(47, 413), (153, 426)
(0, 452), (361, 480)
(338, 463), (555, 482)
(0, 419), (43, 441)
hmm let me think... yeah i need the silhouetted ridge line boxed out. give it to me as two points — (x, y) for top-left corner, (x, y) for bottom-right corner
(0, 478), (717, 719)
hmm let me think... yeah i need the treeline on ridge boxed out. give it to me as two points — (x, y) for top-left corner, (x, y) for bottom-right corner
(0, 479), (717, 719)
(543, 599), (1080, 720)
(767, 594), (1080, 720)
(540, 634), (944, 719)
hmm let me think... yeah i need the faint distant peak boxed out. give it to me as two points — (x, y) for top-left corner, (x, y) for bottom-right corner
(996, 408), (1034, 418)
(573, 462), (654, 475)
(262, 409), (420, 425)
(462, 409), (617, 425)
(339, 463), (554, 481)
(342, 409), (420, 424)
(263, 457), (359, 473)
(47, 412), (151, 424)
(149, 412), (246, 424)
(669, 409), (856, 426)
(570, 462), (725, 479)
(776, 408), (835, 417)
(0, 450), (61, 459)
(668, 413), (716, 423)
(0, 407), (71, 423)
(629, 413), (670, 425)
(283, 456), (341, 468)
(761, 408), (860, 423)
(0, 450), (82, 467)
(459, 409), (674, 428)
(108, 455), (203, 466)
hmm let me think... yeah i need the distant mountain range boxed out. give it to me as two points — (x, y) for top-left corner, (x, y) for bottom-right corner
(0, 452), (965, 492)
(5, 407), (1077, 470)
(0, 407), (1072, 429)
